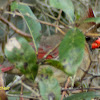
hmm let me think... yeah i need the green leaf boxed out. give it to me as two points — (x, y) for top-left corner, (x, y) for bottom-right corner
(49, 0), (74, 23)
(45, 59), (65, 72)
(11, 1), (41, 53)
(0, 55), (4, 63)
(5, 37), (38, 81)
(39, 78), (61, 100)
(40, 67), (53, 77)
(8, 96), (19, 100)
(59, 28), (85, 76)
(11, 1), (18, 11)
(63, 92), (100, 100)
(84, 17), (100, 24)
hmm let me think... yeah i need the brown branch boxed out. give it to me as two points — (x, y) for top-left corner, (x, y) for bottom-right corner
(43, 42), (61, 59)
(0, 15), (32, 38)
(7, 94), (38, 100)
(37, 19), (59, 28)
(4, 12), (100, 38)
(1, 13), (66, 37)
(61, 77), (70, 100)
(37, 19), (65, 35)
(86, 33), (100, 37)
(55, 10), (62, 33)
(62, 87), (100, 93)
(41, 10), (71, 28)
(84, 24), (97, 34)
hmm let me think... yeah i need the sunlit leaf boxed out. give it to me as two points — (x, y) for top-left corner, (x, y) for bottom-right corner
(59, 28), (85, 76)
(45, 28), (85, 76)
(63, 92), (100, 100)
(5, 37), (38, 81)
(45, 59), (65, 72)
(39, 78), (61, 100)
(84, 17), (100, 24)
(49, 0), (74, 23)
(11, 1), (41, 53)
(39, 67), (53, 77)
(8, 96), (19, 100)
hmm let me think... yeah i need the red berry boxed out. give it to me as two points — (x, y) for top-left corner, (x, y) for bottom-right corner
(92, 42), (99, 49)
(95, 38), (100, 44)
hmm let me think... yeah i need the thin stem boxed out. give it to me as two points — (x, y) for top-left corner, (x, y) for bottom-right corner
(61, 77), (70, 100)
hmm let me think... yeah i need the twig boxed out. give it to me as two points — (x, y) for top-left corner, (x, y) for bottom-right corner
(80, 43), (93, 81)
(78, 0), (87, 8)
(55, 10), (62, 33)
(20, 80), (24, 100)
(37, 19), (65, 35)
(42, 11), (70, 28)
(85, 33), (100, 37)
(20, 82), (40, 97)
(18, 2), (34, 7)
(84, 24), (97, 35)
(7, 75), (24, 89)
(7, 76), (41, 99)
(80, 62), (92, 81)
(62, 87), (100, 92)
(0, 15), (32, 38)
(80, 68), (100, 77)
(7, 94), (38, 99)
(5, 11), (23, 17)
(43, 42), (61, 59)
(57, 10), (62, 22)
(37, 19), (58, 27)
(61, 77), (70, 100)
(5, 11), (70, 35)
(94, 0), (98, 11)
(5, 11), (66, 35)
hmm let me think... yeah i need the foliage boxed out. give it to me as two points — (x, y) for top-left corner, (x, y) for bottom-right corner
(5, 37), (38, 81)
(63, 92), (100, 100)
(59, 28), (85, 75)
(45, 28), (85, 76)
(11, 1), (41, 52)
(49, 0), (74, 23)
(39, 77), (61, 100)
(0, 0), (99, 100)
(84, 17), (100, 24)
